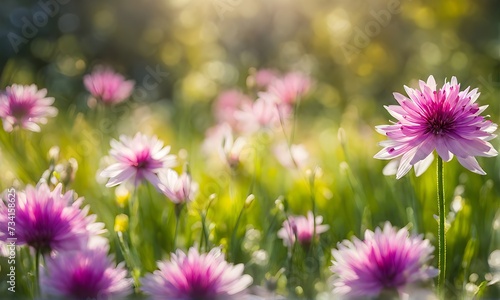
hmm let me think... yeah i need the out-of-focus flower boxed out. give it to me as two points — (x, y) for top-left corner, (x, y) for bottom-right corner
(114, 214), (129, 233)
(100, 133), (177, 187)
(277, 211), (329, 248)
(220, 128), (247, 168)
(330, 222), (438, 298)
(0, 184), (104, 254)
(273, 142), (310, 169)
(267, 72), (312, 105)
(84, 67), (135, 105)
(41, 246), (132, 299)
(157, 169), (198, 204)
(251, 69), (279, 89)
(235, 94), (284, 134)
(375, 76), (498, 179)
(141, 247), (253, 299)
(214, 89), (252, 128)
(202, 123), (247, 168)
(0, 84), (57, 132)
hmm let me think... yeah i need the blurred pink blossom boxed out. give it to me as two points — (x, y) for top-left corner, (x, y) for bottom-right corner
(277, 211), (329, 248)
(157, 169), (198, 204)
(84, 67), (135, 105)
(0, 84), (57, 132)
(214, 89), (252, 128)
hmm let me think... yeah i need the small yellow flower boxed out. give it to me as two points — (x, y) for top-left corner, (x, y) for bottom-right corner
(115, 185), (130, 207)
(114, 214), (129, 232)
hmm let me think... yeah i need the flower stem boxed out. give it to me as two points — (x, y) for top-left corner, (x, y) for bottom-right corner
(34, 249), (40, 298)
(173, 204), (183, 250)
(437, 156), (446, 295)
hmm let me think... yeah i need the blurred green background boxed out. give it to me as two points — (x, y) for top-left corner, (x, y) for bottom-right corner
(0, 0), (499, 298)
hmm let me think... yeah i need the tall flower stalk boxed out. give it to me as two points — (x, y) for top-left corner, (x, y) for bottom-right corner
(437, 157), (446, 293)
(374, 76), (498, 295)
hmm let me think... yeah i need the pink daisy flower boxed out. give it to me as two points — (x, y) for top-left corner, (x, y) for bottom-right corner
(100, 133), (177, 187)
(214, 89), (252, 128)
(157, 169), (198, 204)
(41, 246), (132, 299)
(84, 67), (135, 105)
(375, 76), (498, 179)
(0, 84), (58, 132)
(330, 223), (438, 297)
(141, 247), (253, 300)
(277, 211), (329, 248)
(0, 184), (104, 254)
(267, 72), (311, 105)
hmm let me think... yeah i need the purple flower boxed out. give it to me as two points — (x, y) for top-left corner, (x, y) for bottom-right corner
(157, 169), (198, 204)
(141, 247), (253, 299)
(214, 89), (252, 129)
(0, 184), (104, 254)
(84, 67), (135, 105)
(41, 246), (132, 299)
(330, 223), (438, 297)
(0, 84), (57, 132)
(100, 132), (177, 187)
(277, 211), (329, 248)
(375, 76), (498, 179)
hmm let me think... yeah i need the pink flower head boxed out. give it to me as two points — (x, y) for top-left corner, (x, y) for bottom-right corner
(273, 142), (310, 170)
(277, 211), (329, 248)
(375, 76), (498, 179)
(84, 67), (135, 105)
(0, 84), (57, 132)
(0, 184), (104, 254)
(141, 247), (253, 300)
(330, 223), (438, 297)
(100, 133), (177, 187)
(267, 72), (311, 105)
(214, 89), (252, 128)
(235, 93), (285, 134)
(41, 246), (132, 299)
(157, 169), (198, 204)
(252, 69), (279, 88)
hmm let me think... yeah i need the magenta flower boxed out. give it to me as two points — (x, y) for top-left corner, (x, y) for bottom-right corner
(84, 67), (135, 105)
(330, 223), (438, 297)
(0, 84), (57, 132)
(375, 76), (498, 179)
(0, 184), (104, 254)
(141, 247), (253, 299)
(277, 211), (329, 248)
(267, 72), (311, 105)
(100, 133), (177, 187)
(41, 246), (132, 299)
(157, 169), (198, 204)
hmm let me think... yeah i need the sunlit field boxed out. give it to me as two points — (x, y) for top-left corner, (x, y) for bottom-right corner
(0, 0), (499, 299)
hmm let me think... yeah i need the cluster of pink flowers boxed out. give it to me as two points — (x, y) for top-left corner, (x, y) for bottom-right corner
(203, 69), (312, 169)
